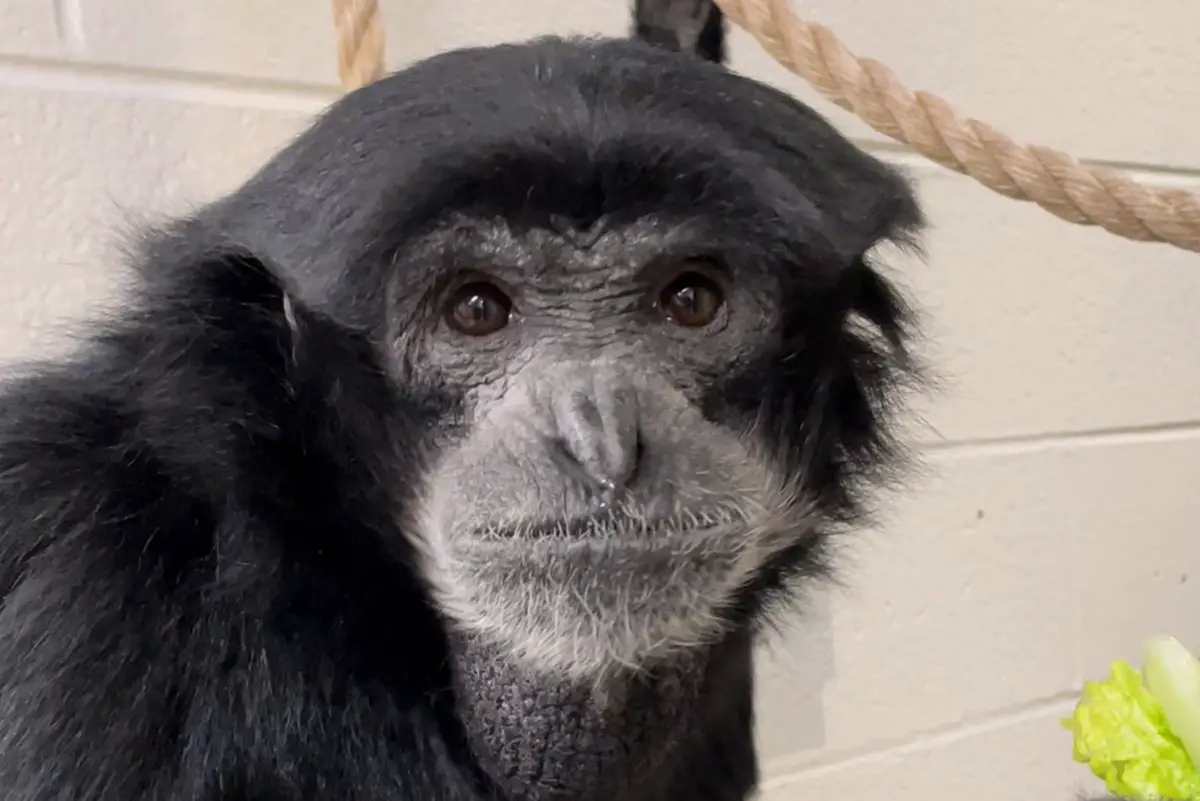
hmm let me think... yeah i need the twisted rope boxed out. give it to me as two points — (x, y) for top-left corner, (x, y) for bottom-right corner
(330, 0), (1200, 254)
(330, 0), (385, 91)
(712, 0), (1200, 253)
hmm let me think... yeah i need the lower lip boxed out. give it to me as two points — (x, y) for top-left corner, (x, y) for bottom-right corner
(468, 518), (743, 549)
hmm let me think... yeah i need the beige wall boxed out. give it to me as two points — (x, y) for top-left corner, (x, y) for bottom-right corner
(2, 1), (1198, 798)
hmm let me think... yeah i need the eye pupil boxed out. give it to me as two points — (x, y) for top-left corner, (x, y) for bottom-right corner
(464, 295), (489, 321)
(674, 286), (701, 314)
(446, 281), (512, 336)
(660, 270), (723, 328)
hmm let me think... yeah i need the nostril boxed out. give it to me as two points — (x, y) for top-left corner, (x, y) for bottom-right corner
(617, 427), (644, 489)
(547, 436), (595, 488)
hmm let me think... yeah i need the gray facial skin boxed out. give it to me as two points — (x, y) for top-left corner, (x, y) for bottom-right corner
(397, 215), (819, 682)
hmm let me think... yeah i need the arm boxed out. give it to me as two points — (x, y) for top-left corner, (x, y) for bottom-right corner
(0, 373), (201, 800)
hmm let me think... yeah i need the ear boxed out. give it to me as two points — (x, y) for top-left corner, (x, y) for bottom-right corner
(632, 0), (726, 64)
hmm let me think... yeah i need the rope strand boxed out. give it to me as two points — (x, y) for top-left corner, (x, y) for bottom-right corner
(331, 0), (385, 91)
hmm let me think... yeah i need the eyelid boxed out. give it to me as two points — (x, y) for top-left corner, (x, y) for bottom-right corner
(437, 270), (519, 310)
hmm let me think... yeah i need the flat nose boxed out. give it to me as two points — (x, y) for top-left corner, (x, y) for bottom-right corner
(551, 369), (641, 492)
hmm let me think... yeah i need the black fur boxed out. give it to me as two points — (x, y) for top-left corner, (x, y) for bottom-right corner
(633, 0), (726, 62)
(0, 4), (923, 799)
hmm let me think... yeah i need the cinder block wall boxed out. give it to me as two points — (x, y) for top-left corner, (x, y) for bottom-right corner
(3, 2), (1197, 798)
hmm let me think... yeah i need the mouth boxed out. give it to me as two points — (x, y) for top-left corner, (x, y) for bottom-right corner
(475, 505), (746, 542)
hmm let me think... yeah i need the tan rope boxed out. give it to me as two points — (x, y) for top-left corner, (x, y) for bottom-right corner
(329, 0), (1200, 254)
(331, 0), (385, 91)
(712, 0), (1200, 253)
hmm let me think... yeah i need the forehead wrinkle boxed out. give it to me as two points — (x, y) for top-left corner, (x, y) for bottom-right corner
(536, 214), (723, 281)
(394, 209), (710, 283)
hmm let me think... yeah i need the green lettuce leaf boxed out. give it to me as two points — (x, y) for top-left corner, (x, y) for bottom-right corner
(1063, 658), (1200, 800)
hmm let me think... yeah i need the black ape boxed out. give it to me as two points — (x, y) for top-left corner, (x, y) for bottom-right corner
(0, 2), (925, 799)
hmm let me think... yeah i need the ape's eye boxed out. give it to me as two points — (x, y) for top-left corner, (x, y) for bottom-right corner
(658, 271), (724, 328)
(445, 281), (513, 336)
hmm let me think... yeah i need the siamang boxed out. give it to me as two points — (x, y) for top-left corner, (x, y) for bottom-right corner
(0, 1), (930, 799)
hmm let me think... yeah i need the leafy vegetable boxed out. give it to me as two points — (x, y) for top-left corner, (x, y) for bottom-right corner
(1063, 647), (1200, 800)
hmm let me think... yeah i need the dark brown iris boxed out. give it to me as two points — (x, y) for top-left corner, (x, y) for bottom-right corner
(445, 281), (513, 336)
(658, 271), (724, 328)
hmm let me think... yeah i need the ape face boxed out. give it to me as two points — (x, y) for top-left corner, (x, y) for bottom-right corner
(238, 47), (916, 681)
(213, 35), (921, 684)
(403, 212), (812, 680)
